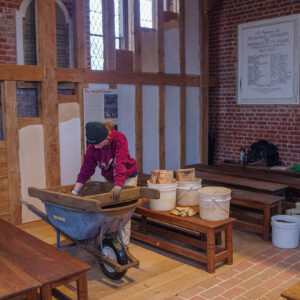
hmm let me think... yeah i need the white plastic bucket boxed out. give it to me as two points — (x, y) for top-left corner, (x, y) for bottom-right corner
(147, 181), (177, 211)
(272, 215), (300, 248)
(198, 187), (231, 221)
(176, 179), (202, 206)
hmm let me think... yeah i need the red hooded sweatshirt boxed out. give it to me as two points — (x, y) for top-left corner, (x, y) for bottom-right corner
(77, 129), (137, 186)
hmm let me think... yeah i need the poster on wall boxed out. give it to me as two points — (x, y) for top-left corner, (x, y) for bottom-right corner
(238, 15), (300, 104)
(83, 88), (118, 146)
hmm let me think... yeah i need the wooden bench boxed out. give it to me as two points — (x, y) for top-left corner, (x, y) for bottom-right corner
(281, 281), (300, 300)
(188, 163), (300, 207)
(195, 170), (288, 195)
(0, 219), (91, 300)
(131, 198), (235, 273)
(137, 173), (282, 240)
(230, 188), (283, 240)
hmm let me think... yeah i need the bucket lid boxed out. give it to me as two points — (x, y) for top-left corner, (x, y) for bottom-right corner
(198, 186), (231, 196)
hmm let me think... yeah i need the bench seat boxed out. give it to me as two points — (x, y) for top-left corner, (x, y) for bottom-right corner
(230, 188), (283, 240)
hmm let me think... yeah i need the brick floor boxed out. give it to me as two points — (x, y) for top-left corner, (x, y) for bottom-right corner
(167, 246), (300, 300)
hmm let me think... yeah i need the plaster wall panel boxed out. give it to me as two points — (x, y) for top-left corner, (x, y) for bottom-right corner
(186, 87), (200, 165)
(164, 20), (180, 74)
(19, 124), (46, 222)
(117, 84), (136, 158)
(59, 103), (81, 186)
(185, 0), (200, 75)
(165, 86), (180, 170)
(143, 85), (159, 174)
(141, 30), (159, 73)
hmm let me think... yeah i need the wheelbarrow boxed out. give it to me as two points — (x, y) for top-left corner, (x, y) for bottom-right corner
(24, 181), (160, 280)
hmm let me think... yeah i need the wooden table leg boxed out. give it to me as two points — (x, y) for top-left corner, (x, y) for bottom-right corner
(206, 230), (215, 273)
(77, 272), (88, 300)
(27, 289), (38, 300)
(40, 285), (52, 300)
(225, 223), (233, 265)
(263, 204), (271, 241)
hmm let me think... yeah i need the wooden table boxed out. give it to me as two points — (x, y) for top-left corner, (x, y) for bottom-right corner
(131, 199), (235, 273)
(281, 281), (300, 300)
(0, 219), (91, 300)
(0, 253), (40, 300)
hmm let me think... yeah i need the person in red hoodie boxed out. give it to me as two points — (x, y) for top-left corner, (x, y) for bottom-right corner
(72, 120), (137, 247)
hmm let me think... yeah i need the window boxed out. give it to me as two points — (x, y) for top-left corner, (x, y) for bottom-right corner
(89, 0), (123, 70)
(140, 0), (153, 28)
(89, 0), (104, 70)
(114, 0), (122, 49)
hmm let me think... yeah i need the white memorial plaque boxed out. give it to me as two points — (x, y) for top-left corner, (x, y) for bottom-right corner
(238, 15), (300, 104)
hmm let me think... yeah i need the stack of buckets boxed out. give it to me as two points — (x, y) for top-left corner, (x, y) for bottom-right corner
(147, 175), (231, 222)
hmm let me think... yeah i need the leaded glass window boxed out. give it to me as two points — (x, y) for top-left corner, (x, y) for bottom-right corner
(140, 0), (153, 28)
(89, 0), (123, 70)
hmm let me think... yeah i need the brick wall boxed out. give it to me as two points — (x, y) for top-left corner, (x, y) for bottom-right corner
(209, 0), (300, 167)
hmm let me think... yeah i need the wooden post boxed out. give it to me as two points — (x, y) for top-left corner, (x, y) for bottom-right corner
(35, 0), (60, 187)
(155, 0), (164, 73)
(103, 0), (116, 71)
(1, 81), (21, 224)
(179, 0), (186, 168)
(73, 0), (89, 161)
(135, 84), (143, 173)
(159, 85), (165, 169)
(199, 0), (209, 165)
(129, 0), (141, 72)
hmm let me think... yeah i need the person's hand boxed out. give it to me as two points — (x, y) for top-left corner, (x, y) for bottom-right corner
(72, 189), (79, 196)
(111, 185), (122, 203)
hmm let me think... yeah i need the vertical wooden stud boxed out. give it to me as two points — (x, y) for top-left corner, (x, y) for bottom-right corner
(128, 0), (142, 72)
(180, 86), (186, 168)
(159, 85), (165, 169)
(35, 0), (60, 187)
(103, 0), (116, 70)
(123, 0), (129, 50)
(179, 0), (186, 168)
(199, 0), (209, 164)
(155, 0), (164, 73)
(135, 84), (143, 173)
(1, 81), (21, 224)
(73, 0), (89, 161)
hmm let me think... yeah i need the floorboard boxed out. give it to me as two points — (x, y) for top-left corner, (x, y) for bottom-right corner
(18, 221), (273, 299)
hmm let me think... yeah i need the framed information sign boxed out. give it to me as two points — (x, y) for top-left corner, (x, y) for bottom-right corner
(238, 15), (300, 104)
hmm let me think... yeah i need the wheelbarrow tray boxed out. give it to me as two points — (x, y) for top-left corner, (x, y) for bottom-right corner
(28, 181), (160, 240)
(43, 200), (138, 240)
(28, 181), (159, 213)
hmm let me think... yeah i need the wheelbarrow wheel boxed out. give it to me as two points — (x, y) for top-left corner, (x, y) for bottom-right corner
(100, 237), (128, 280)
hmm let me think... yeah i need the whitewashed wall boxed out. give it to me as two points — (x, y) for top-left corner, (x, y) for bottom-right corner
(141, 30), (159, 72)
(165, 86), (180, 170)
(143, 85), (159, 174)
(19, 124), (46, 222)
(185, 0), (200, 75)
(164, 20), (180, 74)
(186, 87), (200, 165)
(117, 84), (136, 158)
(59, 103), (81, 186)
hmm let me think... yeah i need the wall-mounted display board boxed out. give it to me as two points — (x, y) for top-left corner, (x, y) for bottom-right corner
(238, 15), (300, 104)
(83, 88), (118, 135)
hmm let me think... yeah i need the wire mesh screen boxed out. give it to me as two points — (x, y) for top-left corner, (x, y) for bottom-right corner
(140, 0), (153, 28)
